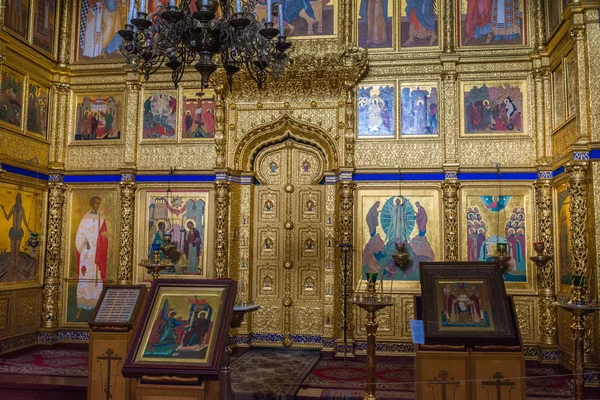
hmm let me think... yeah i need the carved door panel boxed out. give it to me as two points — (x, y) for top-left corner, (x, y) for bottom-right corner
(252, 140), (325, 344)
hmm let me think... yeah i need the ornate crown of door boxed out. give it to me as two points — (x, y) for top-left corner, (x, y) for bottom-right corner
(250, 139), (329, 346)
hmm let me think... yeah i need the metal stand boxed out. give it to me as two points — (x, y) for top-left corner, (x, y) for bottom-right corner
(556, 295), (600, 400)
(350, 275), (393, 400)
(220, 304), (259, 400)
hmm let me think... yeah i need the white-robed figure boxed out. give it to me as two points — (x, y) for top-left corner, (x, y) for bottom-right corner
(75, 196), (109, 319)
(80, 0), (125, 58)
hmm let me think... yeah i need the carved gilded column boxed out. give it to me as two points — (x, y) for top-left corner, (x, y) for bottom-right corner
(41, 175), (66, 329)
(570, 24), (589, 140)
(565, 161), (595, 362)
(443, 0), (455, 52)
(118, 173), (136, 284)
(337, 175), (355, 354)
(535, 174), (558, 353)
(124, 81), (141, 168)
(533, 0), (546, 51)
(442, 176), (459, 261)
(533, 64), (549, 161)
(57, 0), (72, 66)
(344, 83), (355, 168)
(441, 67), (458, 162)
(215, 172), (231, 278)
(52, 83), (70, 168)
(214, 85), (226, 168)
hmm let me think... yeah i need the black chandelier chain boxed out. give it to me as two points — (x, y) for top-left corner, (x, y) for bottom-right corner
(119, 0), (292, 89)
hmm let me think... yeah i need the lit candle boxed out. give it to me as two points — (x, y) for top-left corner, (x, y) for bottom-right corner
(140, 0), (146, 13)
(266, 0), (272, 22)
(278, 2), (284, 36)
(236, 0), (242, 12)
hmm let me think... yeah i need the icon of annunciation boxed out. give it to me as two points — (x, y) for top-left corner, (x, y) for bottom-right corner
(461, 81), (526, 135)
(143, 190), (208, 279)
(357, 83), (395, 138)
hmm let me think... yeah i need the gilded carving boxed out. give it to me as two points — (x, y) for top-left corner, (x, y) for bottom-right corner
(566, 163), (588, 280)
(214, 85), (226, 168)
(442, 180), (459, 262)
(118, 177), (136, 284)
(215, 180), (230, 278)
(338, 180), (355, 340)
(0, 298), (8, 331)
(344, 83), (355, 167)
(534, 178), (557, 345)
(514, 297), (538, 345)
(41, 178), (66, 328)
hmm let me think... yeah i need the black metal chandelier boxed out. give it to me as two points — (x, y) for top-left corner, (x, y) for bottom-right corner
(118, 0), (292, 89)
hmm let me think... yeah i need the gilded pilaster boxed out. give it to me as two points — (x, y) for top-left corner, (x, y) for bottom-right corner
(56, 0), (71, 66)
(337, 176), (355, 352)
(570, 23), (589, 140)
(533, 64), (549, 161)
(214, 85), (226, 168)
(443, 0), (455, 52)
(583, 7), (600, 142)
(441, 177), (459, 262)
(541, 61), (553, 160)
(441, 66), (458, 162)
(534, 176), (558, 349)
(118, 173), (136, 284)
(215, 174), (231, 278)
(41, 175), (66, 329)
(566, 162), (589, 281)
(344, 83), (355, 167)
(52, 83), (70, 168)
(124, 81), (142, 168)
(533, 0), (546, 51)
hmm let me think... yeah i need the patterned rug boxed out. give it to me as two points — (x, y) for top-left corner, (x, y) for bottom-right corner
(0, 349), (88, 377)
(301, 360), (414, 392)
(231, 348), (321, 400)
(300, 359), (576, 399)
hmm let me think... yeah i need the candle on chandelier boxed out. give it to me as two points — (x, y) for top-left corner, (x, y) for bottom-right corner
(140, 0), (146, 13)
(267, 0), (272, 22)
(169, 0), (176, 7)
(202, 0), (208, 6)
(236, 0), (242, 12)
(128, 0), (135, 21)
(277, 2), (284, 36)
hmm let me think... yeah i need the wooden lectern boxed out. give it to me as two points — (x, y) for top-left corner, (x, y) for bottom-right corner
(88, 285), (148, 400)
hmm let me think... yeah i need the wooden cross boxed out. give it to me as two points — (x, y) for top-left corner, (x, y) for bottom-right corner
(96, 348), (122, 400)
(481, 372), (516, 400)
(427, 370), (461, 400)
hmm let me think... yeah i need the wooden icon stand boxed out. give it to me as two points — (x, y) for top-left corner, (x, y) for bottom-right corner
(88, 285), (148, 400)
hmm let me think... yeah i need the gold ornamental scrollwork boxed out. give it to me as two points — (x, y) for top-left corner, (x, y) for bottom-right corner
(344, 83), (355, 167)
(118, 176), (136, 284)
(566, 163), (588, 281)
(214, 85), (226, 168)
(57, 0), (72, 65)
(442, 180), (460, 262)
(215, 179), (231, 278)
(42, 176), (67, 329)
(533, 0), (546, 50)
(338, 180), (355, 340)
(534, 178), (557, 346)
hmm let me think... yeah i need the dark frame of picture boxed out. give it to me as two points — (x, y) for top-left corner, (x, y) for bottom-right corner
(122, 279), (237, 379)
(419, 262), (518, 347)
(88, 284), (148, 332)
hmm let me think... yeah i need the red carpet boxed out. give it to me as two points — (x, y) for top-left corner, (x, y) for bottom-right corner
(0, 349), (88, 377)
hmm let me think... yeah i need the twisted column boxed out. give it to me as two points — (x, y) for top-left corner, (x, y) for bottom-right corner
(337, 179), (355, 351)
(41, 175), (66, 329)
(566, 163), (588, 282)
(118, 173), (136, 284)
(442, 179), (459, 261)
(535, 177), (558, 349)
(215, 176), (231, 278)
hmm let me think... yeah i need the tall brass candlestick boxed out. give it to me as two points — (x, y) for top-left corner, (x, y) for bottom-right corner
(350, 273), (393, 400)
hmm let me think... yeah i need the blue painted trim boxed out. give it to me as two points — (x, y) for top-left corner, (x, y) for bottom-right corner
(64, 175), (121, 183)
(353, 173), (445, 181)
(553, 166), (566, 177)
(589, 149), (600, 159)
(136, 175), (216, 183)
(1, 164), (49, 180)
(457, 172), (537, 181)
